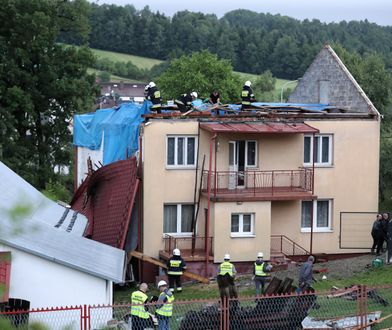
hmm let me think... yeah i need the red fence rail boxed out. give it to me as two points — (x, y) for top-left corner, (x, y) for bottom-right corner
(202, 168), (313, 196)
(1, 285), (391, 329)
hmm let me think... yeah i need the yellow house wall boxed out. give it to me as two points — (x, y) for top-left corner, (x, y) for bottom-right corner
(271, 119), (380, 254)
(213, 201), (271, 263)
(143, 118), (379, 258)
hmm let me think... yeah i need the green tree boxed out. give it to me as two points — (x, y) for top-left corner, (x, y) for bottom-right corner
(157, 50), (241, 102)
(254, 70), (276, 101)
(0, 0), (98, 189)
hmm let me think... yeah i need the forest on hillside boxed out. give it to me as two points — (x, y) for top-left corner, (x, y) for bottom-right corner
(60, 3), (392, 80)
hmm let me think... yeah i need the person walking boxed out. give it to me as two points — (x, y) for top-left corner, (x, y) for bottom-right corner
(217, 254), (238, 300)
(253, 252), (272, 296)
(298, 256), (315, 293)
(371, 214), (384, 255)
(130, 283), (150, 330)
(155, 280), (174, 330)
(145, 81), (162, 113)
(381, 213), (389, 253)
(241, 81), (256, 110)
(167, 248), (187, 293)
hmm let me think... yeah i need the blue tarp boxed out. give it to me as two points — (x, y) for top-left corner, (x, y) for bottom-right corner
(74, 100), (332, 165)
(73, 102), (151, 165)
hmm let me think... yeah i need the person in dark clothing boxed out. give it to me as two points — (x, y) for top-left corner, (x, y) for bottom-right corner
(167, 248), (187, 292)
(253, 252), (272, 296)
(371, 214), (384, 255)
(241, 80), (256, 110)
(145, 81), (162, 113)
(299, 255), (314, 293)
(387, 219), (392, 264)
(381, 213), (389, 252)
(174, 92), (197, 113)
(209, 90), (221, 104)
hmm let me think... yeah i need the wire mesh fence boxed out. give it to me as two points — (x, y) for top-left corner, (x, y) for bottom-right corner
(0, 305), (83, 330)
(1, 285), (392, 329)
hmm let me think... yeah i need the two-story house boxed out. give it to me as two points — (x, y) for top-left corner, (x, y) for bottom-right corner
(140, 45), (379, 278)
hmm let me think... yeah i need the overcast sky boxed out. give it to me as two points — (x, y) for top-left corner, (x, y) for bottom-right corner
(92, 0), (391, 26)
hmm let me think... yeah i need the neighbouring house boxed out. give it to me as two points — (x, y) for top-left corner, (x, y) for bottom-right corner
(0, 162), (126, 311)
(72, 44), (380, 282)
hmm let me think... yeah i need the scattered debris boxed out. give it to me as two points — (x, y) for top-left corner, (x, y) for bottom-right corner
(302, 311), (381, 329)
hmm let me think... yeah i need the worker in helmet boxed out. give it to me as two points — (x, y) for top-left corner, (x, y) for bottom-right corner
(145, 81), (162, 114)
(130, 283), (150, 330)
(253, 252), (272, 296)
(241, 80), (256, 110)
(217, 254), (237, 300)
(167, 248), (187, 292)
(155, 280), (174, 330)
(174, 92), (198, 113)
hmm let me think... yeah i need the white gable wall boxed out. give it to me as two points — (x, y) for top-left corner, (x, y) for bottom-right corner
(0, 244), (112, 309)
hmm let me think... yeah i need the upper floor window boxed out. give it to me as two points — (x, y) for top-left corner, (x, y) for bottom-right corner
(319, 80), (330, 104)
(163, 204), (194, 235)
(304, 134), (333, 166)
(231, 213), (255, 237)
(167, 136), (197, 168)
(301, 199), (332, 232)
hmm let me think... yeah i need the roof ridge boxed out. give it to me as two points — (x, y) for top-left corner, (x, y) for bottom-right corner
(323, 44), (380, 117)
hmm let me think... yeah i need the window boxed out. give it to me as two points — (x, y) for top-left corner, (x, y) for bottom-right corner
(301, 200), (332, 232)
(231, 213), (255, 237)
(167, 136), (197, 168)
(246, 141), (256, 167)
(304, 134), (332, 166)
(163, 204), (194, 235)
(319, 80), (330, 104)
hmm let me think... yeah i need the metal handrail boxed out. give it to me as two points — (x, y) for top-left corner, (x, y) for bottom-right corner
(202, 168), (313, 194)
(271, 234), (310, 256)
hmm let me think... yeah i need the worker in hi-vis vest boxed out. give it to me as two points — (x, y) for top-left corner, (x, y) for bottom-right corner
(241, 80), (256, 110)
(253, 252), (272, 296)
(131, 283), (150, 330)
(217, 254), (238, 300)
(155, 280), (174, 330)
(167, 248), (187, 292)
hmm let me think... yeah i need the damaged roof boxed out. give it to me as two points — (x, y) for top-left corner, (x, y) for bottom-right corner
(0, 162), (126, 283)
(71, 157), (139, 250)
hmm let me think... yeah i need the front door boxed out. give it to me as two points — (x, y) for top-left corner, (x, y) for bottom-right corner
(229, 141), (246, 189)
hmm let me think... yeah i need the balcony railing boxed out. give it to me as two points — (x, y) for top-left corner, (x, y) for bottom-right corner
(163, 234), (214, 258)
(202, 168), (313, 197)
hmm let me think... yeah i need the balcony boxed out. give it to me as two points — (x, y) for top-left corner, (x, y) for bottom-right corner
(201, 168), (315, 202)
(159, 234), (214, 262)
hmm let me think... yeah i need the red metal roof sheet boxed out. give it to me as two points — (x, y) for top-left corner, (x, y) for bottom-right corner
(199, 122), (319, 134)
(71, 157), (139, 249)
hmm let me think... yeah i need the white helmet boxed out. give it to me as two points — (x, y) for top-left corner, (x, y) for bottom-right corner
(244, 80), (251, 87)
(149, 81), (156, 88)
(224, 254), (230, 260)
(173, 248), (181, 256)
(257, 252), (264, 258)
(157, 280), (167, 288)
(191, 91), (198, 99)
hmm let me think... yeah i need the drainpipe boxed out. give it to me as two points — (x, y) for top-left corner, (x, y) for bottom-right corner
(310, 132), (315, 255)
(205, 133), (217, 277)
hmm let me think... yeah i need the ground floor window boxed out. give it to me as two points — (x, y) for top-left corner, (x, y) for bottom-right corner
(231, 213), (255, 237)
(163, 204), (194, 235)
(301, 199), (332, 232)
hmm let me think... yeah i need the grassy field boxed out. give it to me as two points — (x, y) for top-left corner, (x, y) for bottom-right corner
(90, 48), (163, 69)
(87, 68), (144, 83)
(88, 47), (294, 100)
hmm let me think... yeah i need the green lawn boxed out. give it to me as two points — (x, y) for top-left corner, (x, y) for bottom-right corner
(87, 47), (293, 99)
(87, 68), (144, 83)
(90, 48), (163, 69)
